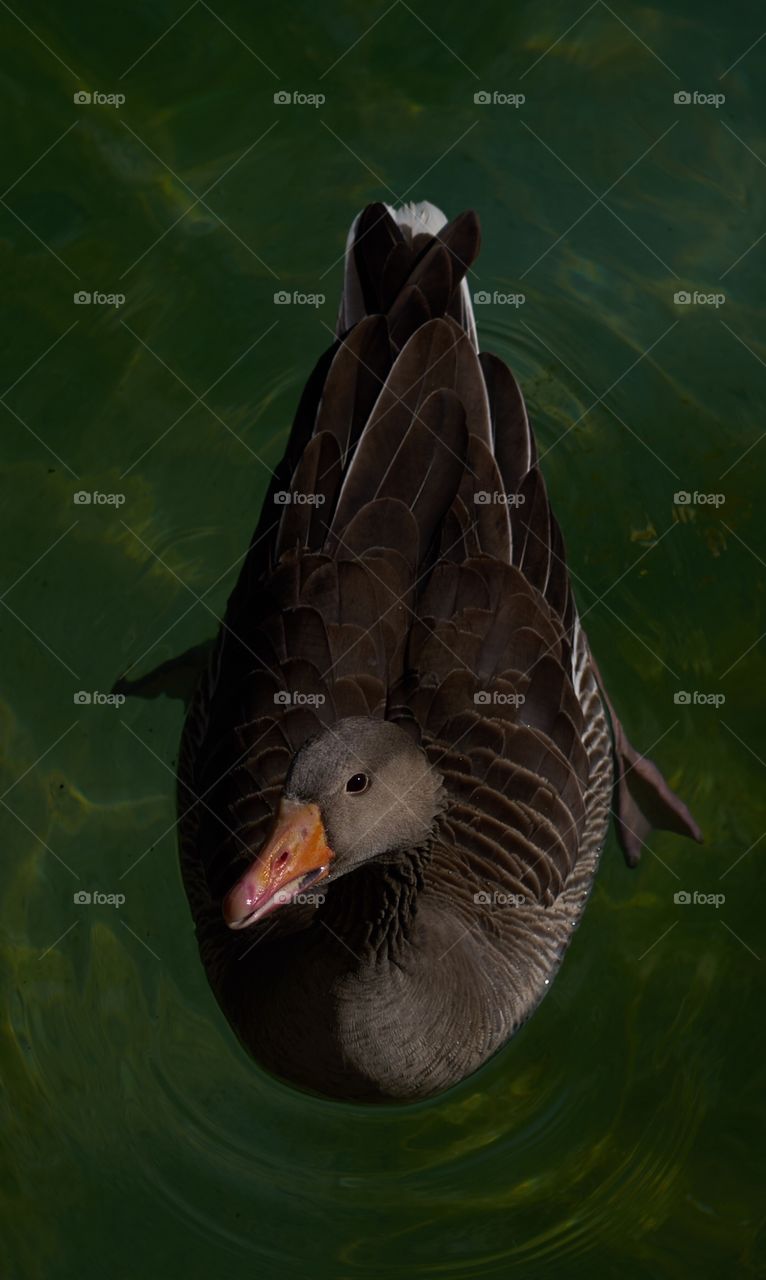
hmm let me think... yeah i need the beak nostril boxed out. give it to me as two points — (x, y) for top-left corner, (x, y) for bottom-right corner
(223, 802), (333, 930)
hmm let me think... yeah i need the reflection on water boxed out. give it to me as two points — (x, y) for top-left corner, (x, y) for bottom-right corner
(4, 879), (736, 1277)
(2, 0), (764, 1275)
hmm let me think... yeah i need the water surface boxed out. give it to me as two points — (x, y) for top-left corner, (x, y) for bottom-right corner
(2, 2), (764, 1276)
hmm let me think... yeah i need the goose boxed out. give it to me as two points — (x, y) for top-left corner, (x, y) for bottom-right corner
(159, 201), (701, 1102)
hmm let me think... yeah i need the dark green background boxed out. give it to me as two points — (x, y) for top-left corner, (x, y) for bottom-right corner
(2, 2), (763, 1276)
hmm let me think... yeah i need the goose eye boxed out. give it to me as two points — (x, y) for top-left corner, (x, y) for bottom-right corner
(345, 773), (369, 794)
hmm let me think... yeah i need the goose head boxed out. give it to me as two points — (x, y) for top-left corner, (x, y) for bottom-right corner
(223, 717), (444, 929)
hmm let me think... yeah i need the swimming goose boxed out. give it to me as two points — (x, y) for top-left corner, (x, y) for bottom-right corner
(172, 201), (701, 1102)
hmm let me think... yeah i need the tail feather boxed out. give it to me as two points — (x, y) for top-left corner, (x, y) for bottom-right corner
(337, 201), (479, 351)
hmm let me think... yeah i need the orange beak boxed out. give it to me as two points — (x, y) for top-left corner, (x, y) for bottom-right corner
(223, 799), (334, 930)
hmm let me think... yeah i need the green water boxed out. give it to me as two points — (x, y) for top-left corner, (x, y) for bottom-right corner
(2, 1), (764, 1276)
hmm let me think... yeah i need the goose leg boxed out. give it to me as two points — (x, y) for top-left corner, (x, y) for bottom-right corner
(111, 639), (214, 709)
(590, 654), (703, 866)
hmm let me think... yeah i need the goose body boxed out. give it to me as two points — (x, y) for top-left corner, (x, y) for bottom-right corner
(175, 202), (701, 1101)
